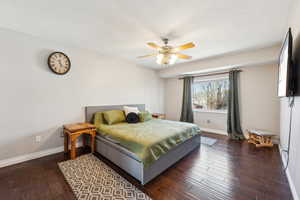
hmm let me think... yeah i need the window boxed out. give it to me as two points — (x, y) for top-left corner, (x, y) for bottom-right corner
(192, 77), (229, 112)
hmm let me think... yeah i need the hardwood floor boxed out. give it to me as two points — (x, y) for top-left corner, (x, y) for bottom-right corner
(0, 133), (293, 200)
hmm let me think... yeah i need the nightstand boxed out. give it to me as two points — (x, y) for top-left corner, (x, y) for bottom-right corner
(152, 113), (166, 119)
(63, 123), (96, 159)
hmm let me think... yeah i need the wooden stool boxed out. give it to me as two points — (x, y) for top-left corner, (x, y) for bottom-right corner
(63, 123), (96, 159)
(247, 129), (275, 148)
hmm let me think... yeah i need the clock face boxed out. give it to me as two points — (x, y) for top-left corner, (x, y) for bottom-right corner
(48, 52), (71, 75)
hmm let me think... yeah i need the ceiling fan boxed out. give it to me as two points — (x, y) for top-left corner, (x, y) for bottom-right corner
(137, 38), (195, 65)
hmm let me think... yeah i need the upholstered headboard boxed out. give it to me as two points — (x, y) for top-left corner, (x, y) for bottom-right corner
(85, 104), (145, 123)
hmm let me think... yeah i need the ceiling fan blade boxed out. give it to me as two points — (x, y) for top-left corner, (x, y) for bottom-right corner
(137, 54), (157, 58)
(176, 53), (192, 59)
(174, 42), (195, 51)
(147, 42), (161, 49)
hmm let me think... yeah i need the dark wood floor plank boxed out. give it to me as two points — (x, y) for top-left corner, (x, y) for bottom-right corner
(0, 133), (293, 200)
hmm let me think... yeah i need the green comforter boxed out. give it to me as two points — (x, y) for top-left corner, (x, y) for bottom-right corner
(96, 119), (200, 168)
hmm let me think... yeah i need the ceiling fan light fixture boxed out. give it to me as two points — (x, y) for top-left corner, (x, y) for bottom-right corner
(156, 54), (164, 64)
(156, 54), (178, 65)
(169, 54), (178, 65)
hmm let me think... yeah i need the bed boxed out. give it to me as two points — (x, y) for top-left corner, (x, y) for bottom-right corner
(85, 104), (201, 185)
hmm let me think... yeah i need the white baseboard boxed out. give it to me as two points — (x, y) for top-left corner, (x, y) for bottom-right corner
(201, 128), (228, 135)
(0, 146), (64, 168)
(0, 142), (83, 168)
(278, 145), (299, 200)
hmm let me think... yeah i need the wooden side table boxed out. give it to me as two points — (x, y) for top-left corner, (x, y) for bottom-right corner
(63, 123), (96, 159)
(152, 113), (166, 119)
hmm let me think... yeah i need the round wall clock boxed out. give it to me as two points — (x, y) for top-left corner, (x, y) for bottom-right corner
(48, 52), (71, 75)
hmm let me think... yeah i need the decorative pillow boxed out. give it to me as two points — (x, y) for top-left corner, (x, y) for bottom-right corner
(123, 106), (140, 116)
(126, 112), (140, 124)
(139, 111), (152, 122)
(103, 110), (126, 125)
(93, 112), (106, 126)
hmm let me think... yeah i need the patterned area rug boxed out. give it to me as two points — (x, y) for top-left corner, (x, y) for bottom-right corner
(58, 154), (151, 200)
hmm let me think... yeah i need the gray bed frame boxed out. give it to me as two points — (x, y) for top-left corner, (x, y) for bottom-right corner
(85, 104), (201, 185)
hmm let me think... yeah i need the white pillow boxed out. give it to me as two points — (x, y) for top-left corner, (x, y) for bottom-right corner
(123, 106), (140, 116)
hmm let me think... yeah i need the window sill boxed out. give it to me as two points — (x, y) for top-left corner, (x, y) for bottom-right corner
(193, 109), (227, 114)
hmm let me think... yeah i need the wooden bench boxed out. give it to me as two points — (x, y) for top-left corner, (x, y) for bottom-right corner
(247, 129), (275, 148)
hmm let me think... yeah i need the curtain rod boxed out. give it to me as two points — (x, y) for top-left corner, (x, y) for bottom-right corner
(178, 69), (242, 80)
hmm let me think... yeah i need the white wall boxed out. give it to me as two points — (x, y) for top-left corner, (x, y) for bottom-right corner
(0, 28), (164, 161)
(159, 45), (280, 78)
(239, 64), (279, 135)
(280, 0), (300, 199)
(164, 63), (279, 137)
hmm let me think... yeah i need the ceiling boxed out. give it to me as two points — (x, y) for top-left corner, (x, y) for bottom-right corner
(0, 0), (293, 69)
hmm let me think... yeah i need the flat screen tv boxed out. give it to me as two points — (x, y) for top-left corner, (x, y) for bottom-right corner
(278, 28), (294, 97)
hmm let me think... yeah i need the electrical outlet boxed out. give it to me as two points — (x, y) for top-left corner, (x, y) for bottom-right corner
(36, 135), (42, 142)
(207, 119), (211, 124)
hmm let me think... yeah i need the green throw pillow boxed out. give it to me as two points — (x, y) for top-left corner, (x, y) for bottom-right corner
(103, 110), (126, 125)
(93, 112), (105, 126)
(139, 111), (152, 122)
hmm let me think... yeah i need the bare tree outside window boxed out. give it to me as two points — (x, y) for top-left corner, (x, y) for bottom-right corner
(193, 78), (229, 111)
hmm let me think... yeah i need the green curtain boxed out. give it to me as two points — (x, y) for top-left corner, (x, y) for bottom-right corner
(227, 70), (245, 140)
(180, 77), (194, 123)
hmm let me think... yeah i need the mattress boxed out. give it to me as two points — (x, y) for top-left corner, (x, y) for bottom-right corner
(95, 119), (200, 168)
